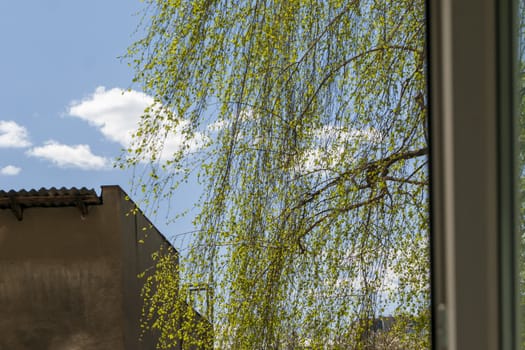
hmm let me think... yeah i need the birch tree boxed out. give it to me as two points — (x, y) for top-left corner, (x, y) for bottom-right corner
(126, 0), (429, 348)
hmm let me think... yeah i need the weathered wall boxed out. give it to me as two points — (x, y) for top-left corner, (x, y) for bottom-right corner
(0, 199), (123, 349)
(0, 186), (182, 350)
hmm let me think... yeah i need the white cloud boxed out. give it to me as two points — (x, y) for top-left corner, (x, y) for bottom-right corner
(207, 118), (229, 132)
(0, 165), (21, 176)
(314, 125), (383, 143)
(67, 86), (207, 160)
(290, 125), (383, 175)
(26, 141), (109, 170)
(68, 86), (152, 146)
(0, 121), (31, 148)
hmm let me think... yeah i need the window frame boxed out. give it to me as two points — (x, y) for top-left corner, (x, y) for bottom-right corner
(429, 0), (520, 348)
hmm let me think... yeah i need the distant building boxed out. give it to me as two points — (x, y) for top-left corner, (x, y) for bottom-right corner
(0, 185), (208, 350)
(369, 316), (396, 333)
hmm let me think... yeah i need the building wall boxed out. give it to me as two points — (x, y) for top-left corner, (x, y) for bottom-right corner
(0, 186), (182, 350)
(110, 186), (181, 350)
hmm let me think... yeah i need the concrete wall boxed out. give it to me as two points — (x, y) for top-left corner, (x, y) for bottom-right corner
(110, 186), (182, 350)
(0, 186), (184, 350)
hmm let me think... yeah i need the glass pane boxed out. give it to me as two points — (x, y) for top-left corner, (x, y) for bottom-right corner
(126, 1), (432, 348)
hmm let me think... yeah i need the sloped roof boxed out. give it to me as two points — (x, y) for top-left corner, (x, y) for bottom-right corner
(0, 187), (101, 220)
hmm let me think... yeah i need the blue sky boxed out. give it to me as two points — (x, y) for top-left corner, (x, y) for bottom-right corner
(0, 1), (199, 242)
(0, 1), (388, 250)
